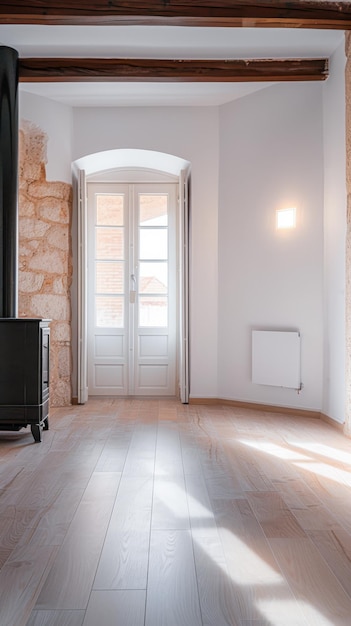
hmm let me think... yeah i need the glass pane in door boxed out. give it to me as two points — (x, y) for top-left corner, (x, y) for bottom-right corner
(139, 229), (168, 260)
(96, 295), (124, 327)
(139, 194), (168, 226)
(138, 194), (169, 329)
(139, 262), (168, 294)
(97, 194), (124, 225)
(94, 193), (126, 329)
(139, 295), (168, 327)
(96, 261), (124, 293)
(96, 228), (124, 259)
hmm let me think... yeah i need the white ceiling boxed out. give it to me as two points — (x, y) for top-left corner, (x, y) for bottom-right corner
(0, 25), (344, 107)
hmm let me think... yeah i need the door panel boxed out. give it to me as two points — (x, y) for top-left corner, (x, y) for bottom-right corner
(95, 364), (124, 388)
(88, 182), (177, 396)
(88, 185), (129, 395)
(95, 335), (124, 358)
(139, 335), (168, 357)
(133, 185), (176, 395)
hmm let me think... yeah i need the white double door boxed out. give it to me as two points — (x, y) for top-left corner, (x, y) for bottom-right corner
(87, 182), (177, 396)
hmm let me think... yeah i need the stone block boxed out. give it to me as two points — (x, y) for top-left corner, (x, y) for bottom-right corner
(50, 379), (72, 407)
(28, 240), (41, 251)
(51, 322), (71, 342)
(58, 345), (71, 378)
(41, 276), (55, 293)
(28, 250), (65, 274)
(29, 181), (71, 202)
(47, 225), (70, 251)
(19, 246), (32, 259)
(19, 272), (44, 293)
(52, 277), (67, 295)
(19, 218), (50, 240)
(21, 162), (44, 184)
(17, 297), (32, 317)
(19, 240), (41, 259)
(37, 197), (70, 224)
(55, 182), (72, 202)
(30, 294), (70, 320)
(18, 196), (35, 217)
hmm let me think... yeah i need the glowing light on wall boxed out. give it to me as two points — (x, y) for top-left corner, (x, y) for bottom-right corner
(276, 207), (296, 230)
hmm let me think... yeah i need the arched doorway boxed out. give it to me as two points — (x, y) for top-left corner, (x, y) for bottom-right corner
(72, 149), (190, 403)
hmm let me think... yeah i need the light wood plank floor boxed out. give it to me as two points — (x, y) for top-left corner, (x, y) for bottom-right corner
(0, 398), (351, 625)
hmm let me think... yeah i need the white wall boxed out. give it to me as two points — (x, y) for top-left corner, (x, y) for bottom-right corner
(20, 74), (346, 413)
(323, 41), (347, 424)
(19, 90), (73, 183)
(72, 106), (219, 398)
(218, 82), (324, 411)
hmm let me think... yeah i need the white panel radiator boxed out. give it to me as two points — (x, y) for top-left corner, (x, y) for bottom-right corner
(252, 330), (301, 390)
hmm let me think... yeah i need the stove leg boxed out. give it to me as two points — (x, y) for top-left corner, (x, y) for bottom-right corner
(31, 423), (42, 442)
(43, 417), (49, 430)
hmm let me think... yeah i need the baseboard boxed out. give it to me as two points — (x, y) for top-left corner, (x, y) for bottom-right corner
(189, 397), (321, 419)
(70, 394), (346, 431)
(189, 398), (350, 430)
(320, 412), (345, 431)
(189, 398), (220, 406)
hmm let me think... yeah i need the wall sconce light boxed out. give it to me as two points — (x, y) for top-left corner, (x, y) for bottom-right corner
(276, 207), (296, 230)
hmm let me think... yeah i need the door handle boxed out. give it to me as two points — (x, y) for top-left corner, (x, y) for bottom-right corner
(130, 273), (137, 303)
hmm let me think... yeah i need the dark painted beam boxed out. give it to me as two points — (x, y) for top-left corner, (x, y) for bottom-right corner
(1, 1), (351, 28)
(18, 57), (329, 83)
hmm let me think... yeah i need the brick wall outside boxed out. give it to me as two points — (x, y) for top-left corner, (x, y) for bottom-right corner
(18, 120), (72, 406)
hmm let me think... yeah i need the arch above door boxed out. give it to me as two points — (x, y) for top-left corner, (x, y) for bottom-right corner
(74, 148), (189, 178)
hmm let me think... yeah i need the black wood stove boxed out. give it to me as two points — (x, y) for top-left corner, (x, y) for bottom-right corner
(0, 47), (50, 442)
(0, 319), (50, 441)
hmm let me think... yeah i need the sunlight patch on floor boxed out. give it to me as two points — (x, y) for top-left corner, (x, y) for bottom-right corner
(287, 442), (351, 466)
(157, 480), (213, 519)
(238, 439), (310, 461)
(202, 527), (284, 586)
(294, 462), (351, 486)
(158, 479), (284, 587)
(258, 598), (337, 626)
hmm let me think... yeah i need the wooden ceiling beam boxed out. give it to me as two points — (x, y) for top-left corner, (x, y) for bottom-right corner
(18, 57), (328, 83)
(2, 1), (351, 29)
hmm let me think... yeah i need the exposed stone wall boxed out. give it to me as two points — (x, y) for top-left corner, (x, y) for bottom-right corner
(18, 120), (72, 406)
(346, 33), (351, 436)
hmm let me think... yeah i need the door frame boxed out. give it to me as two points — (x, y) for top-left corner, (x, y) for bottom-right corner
(86, 179), (178, 397)
(75, 155), (190, 403)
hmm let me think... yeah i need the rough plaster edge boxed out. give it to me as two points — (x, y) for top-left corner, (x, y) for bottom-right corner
(20, 119), (48, 165)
